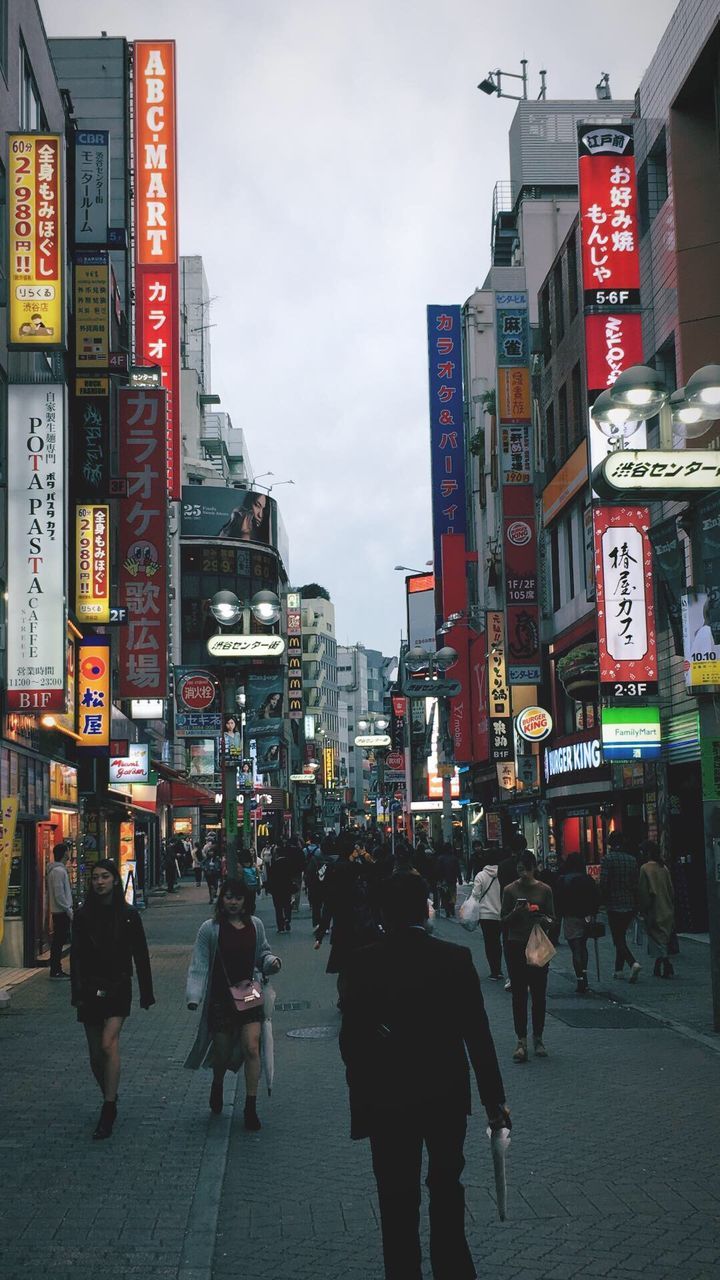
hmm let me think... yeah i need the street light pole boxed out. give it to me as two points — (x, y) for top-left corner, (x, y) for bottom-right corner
(437, 694), (454, 847)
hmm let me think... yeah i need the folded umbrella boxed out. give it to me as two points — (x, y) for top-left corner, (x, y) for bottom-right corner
(261, 981), (276, 1095)
(487, 1124), (511, 1221)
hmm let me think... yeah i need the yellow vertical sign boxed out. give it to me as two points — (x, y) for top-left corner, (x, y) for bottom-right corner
(0, 797), (20, 943)
(76, 505), (110, 623)
(8, 134), (64, 347)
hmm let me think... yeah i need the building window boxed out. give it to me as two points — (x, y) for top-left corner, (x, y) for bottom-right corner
(545, 402), (556, 473)
(570, 362), (583, 450)
(566, 514), (575, 600)
(553, 260), (564, 342)
(567, 230), (578, 318)
(540, 285), (552, 362)
(550, 525), (561, 612)
(558, 382), (568, 462)
(638, 128), (668, 238)
(19, 42), (43, 130)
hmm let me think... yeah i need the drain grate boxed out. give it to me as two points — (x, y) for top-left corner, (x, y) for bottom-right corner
(549, 1005), (660, 1029)
(286, 1025), (337, 1040)
(275, 1000), (311, 1012)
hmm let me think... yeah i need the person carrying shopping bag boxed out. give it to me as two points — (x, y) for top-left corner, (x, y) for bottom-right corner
(500, 850), (555, 1063)
(463, 855), (503, 981)
(185, 878), (281, 1129)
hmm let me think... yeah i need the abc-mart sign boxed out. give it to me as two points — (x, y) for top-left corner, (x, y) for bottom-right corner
(544, 737), (603, 782)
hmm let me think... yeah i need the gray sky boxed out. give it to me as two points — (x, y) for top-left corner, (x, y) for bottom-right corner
(46, 0), (679, 655)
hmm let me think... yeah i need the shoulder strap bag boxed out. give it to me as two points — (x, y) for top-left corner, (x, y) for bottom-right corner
(219, 947), (264, 1013)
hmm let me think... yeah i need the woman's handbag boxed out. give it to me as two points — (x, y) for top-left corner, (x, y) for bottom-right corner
(227, 977), (265, 1013)
(525, 923), (556, 967)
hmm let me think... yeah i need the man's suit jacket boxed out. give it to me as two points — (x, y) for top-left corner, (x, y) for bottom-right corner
(339, 927), (505, 1138)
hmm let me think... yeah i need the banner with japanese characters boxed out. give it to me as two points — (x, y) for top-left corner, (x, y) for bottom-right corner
(577, 123), (640, 310)
(135, 264), (181, 501)
(76, 504), (110, 624)
(9, 134), (64, 348)
(594, 506), (658, 697)
(71, 383), (110, 499)
(7, 386), (66, 711)
(487, 610), (513, 762)
(74, 252), (109, 368)
(117, 388), (169, 698)
(77, 636), (111, 750)
(74, 130), (109, 246)
(427, 305), (466, 580)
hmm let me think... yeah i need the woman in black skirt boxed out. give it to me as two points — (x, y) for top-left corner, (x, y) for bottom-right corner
(185, 878), (281, 1129)
(70, 859), (155, 1139)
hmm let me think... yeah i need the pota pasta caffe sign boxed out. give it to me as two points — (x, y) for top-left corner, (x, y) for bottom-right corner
(8, 134), (64, 348)
(6, 386), (66, 711)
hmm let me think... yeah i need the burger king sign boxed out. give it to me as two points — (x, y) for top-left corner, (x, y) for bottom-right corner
(515, 705), (553, 744)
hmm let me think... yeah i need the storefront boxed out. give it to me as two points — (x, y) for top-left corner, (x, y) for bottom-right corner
(0, 739), (52, 968)
(543, 732), (613, 874)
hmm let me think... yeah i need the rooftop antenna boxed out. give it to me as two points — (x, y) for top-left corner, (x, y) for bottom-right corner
(478, 60), (548, 102)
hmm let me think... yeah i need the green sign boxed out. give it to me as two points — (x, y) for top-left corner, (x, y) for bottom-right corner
(701, 738), (720, 801)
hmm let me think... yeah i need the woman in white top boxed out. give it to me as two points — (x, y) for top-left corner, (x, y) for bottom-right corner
(471, 857), (503, 980)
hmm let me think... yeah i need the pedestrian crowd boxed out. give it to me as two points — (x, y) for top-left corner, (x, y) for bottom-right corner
(44, 821), (679, 1278)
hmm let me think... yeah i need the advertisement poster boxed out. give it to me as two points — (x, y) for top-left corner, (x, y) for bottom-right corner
(222, 713), (243, 759)
(117, 389), (168, 698)
(186, 738), (217, 781)
(246, 672), (284, 736)
(74, 252), (109, 367)
(256, 735), (282, 774)
(77, 636), (111, 750)
(181, 486), (276, 546)
(74, 130), (109, 246)
(427, 305), (466, 578)
(594, 505), (658, 696)
(7, 385), (66, 711)
(76, 504), (110, 624)
(9, 134), (64, 347)
(407, 573), (436, 654)
(681, 591), (720, 690)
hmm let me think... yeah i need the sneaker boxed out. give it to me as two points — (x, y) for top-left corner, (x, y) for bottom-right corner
(489, 973), (503, 981)
(512, 1038), (528, 1063)
(533, 1037), (548, 1058)
(49, 971), (70, 979)
(504, 979), (512, 992)
(628, 962), (641, 984)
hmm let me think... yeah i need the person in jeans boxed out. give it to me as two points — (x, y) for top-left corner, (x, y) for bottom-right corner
(600, 831), (640, 983)
(500, 851), (555, 1063)
(470, 855), (503, 980)
(47, 843), (74, 978)
(555, 853), (600, 994)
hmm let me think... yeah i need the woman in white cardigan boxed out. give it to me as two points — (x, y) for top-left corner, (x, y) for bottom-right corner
(470, 856), (503, 981)
(185, 878), (281, 1127)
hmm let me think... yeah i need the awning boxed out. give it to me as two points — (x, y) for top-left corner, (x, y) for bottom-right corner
(157, 779), (219, 807)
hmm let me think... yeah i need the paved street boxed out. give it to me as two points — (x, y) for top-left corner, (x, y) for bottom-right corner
(2, 881), (720, 1280)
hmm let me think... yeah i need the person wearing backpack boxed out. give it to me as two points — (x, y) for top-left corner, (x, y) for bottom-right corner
(239, 850), (259, 908)
(470, 854), (503, 981)
(555, 853), (600, 994)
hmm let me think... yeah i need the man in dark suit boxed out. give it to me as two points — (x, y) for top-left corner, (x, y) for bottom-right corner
(339, 875), (509, 1280)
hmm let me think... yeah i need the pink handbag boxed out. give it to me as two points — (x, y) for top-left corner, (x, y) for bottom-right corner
(228, 978), (264, 1012)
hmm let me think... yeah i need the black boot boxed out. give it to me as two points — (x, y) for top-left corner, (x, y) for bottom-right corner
(662, 958), (674, 978)
(244, 1096), (261, 1131)
(576, 973), (588, 994)
(93, 1100), (117, 1140)
(209, 1078), (223, 1114)
(654, 957), (663, 977)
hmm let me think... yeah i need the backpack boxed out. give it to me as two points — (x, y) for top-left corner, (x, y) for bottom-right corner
(242, 864), (259, 890)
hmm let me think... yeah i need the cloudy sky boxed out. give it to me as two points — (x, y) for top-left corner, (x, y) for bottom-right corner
(46, 0), (678, 655)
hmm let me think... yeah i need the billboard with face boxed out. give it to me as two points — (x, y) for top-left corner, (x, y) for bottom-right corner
(181, 486), (277, 544)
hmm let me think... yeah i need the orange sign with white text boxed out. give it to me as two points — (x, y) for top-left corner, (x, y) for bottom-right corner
(133, 41), (177, 265)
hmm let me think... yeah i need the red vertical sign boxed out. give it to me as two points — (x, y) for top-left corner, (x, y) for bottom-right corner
(117, 388), (168, 697)
(441, 533), (473, 763)
(135, 265), (180, 501)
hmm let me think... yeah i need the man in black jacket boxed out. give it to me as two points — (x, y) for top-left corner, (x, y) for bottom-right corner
(339, 875), (508, 1280)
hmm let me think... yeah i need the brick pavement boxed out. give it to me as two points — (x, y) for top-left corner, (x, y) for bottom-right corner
(1, 881), (720, 1280)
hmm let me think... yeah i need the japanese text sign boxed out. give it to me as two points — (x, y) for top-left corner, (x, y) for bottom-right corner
(117, 389), (168, 698)
(495, 292), (530, 368)
(77, 636), (111, 750)
(585, 311), (644, 400)
(133, 42), (177, 265)
(135, 264), (180, 500)
(427, 305), (466, 576)
(76, 504), (110, 624)
(71, 387), (110, 499)
(74, 131), (109, 246)
(497, 367), (531, 423)
(487, 611), (510, 718)
(577, 124), (640, 309)
(74, 252), (109, 368)
(594, 506), (658, 696)
(9, 134), (64, 348)
(7, 386), (66, 711)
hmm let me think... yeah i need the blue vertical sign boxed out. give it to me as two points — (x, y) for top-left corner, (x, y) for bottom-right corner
(427, 305), (466, 579)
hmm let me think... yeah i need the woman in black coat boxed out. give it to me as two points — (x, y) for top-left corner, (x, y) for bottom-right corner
(555, 852), (600, 993)
(70, 859), (155, 1140)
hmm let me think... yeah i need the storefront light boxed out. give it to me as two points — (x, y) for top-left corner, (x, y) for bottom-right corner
(609, 365), (668, 415)
(685, 363), (720, 410)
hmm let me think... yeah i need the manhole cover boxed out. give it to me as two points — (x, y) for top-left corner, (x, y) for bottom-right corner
(275, 1000), (311, 1012)
(549, 1005), (660, 1029)
(286, 1025), (337, 1040)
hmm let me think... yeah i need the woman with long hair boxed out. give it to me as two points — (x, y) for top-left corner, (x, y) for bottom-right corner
(639, 840), (676, 978)
(500, 850), (555, 1063)
(185, 878), (281, 1129)
(70, 859), (155, 1140)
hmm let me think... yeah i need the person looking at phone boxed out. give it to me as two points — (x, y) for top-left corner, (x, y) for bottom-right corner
(500, 851), (555, 1064)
